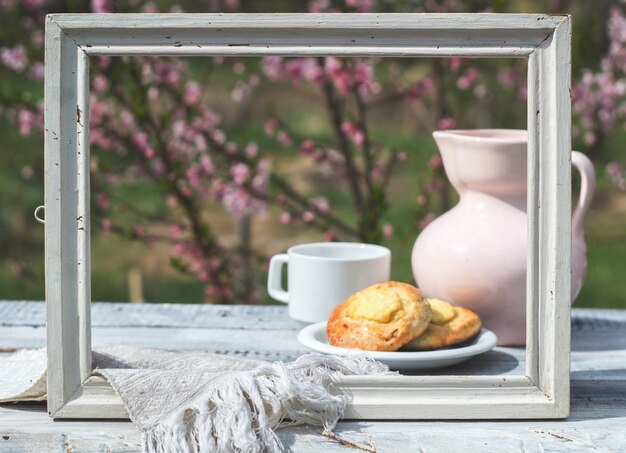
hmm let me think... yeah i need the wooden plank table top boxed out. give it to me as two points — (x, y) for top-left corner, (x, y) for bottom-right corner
(0, 301), (625, 452)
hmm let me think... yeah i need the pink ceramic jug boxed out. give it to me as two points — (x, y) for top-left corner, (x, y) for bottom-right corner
(412, 129), (595, 345)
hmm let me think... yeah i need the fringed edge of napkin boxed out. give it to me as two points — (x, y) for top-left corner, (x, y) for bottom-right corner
(141, 352), (394, 453)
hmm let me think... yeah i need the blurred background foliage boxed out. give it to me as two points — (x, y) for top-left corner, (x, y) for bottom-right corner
(0, 0), (625, 307)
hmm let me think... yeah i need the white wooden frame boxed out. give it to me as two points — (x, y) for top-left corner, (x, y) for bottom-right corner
(44, 13), (571, 419)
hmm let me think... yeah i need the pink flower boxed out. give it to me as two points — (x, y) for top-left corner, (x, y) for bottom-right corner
(264, 118), (278, 136)
(183, 81), (202, 105)
(449, 57), (462, 72)
(233, 61), (245, 74)
(396, 152), (408, 162)
(606, 161), (624, 178)
(262, 56), (284, 80)
(245, 142), (258, 158)
(313, 197), (330, 213)
(211, 129), (225, 145)
(473, 84), (487, 98)
(28, 61), (45, 81)
(200, 155), (215, 174)
(456, 67), (480, 90)
(96, 193), (110, 211)
(428, 155), (443, 170)
(90, 0), (112, 13)
(170, 224), (183, 238)
(308, 0), (332, 13)
(141, 2), (159, 13)
(231, 163), (250, 185)
(437, 117), (456, 130)
(279, 212), (292, 225)
(0, 45), (27, 72)
(299, 139), (315, 155)
(131, 132), (147, 149)
(498, 68), (521, 88)
(277, 131), (292, 146)
(382, 224), (393, 238)
(406, 77), (433, 102)
(341, 121), (365, 146)
(17, 108), (37, 136)
(416, 194), (428, 206)
(92, 74), (110, 93)
(302, 211), (315, 223)
(101, 218), (112, 232)
(231, 82), (251, 103)
(324, 230), (337, 242)
(345, 0), (374, 12)
(225, 142), (237, 154)
(584, 131), (597, 146)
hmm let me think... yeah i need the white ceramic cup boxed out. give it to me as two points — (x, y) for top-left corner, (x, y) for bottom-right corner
(267, 242), (391, 323)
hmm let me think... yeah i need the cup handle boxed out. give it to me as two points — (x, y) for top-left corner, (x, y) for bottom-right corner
(571, 151), (596, 237)
(267, 254), (289, 304)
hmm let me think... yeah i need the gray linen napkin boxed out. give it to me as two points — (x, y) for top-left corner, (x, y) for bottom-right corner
(0, 346), (392, 452)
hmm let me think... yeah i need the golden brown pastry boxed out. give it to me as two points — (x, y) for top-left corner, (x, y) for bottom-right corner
(403, 298), (481, 350)
(327, 281), (432, 351)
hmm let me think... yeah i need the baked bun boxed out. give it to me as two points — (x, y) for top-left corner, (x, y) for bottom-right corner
(403, 298), (481, 350)
(327, 281), (432, 351)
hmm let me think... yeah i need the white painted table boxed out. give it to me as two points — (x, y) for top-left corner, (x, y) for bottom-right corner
(1, 301), (625, 452)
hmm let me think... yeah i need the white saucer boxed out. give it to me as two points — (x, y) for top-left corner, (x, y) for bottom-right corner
(297, 322), (497, 370)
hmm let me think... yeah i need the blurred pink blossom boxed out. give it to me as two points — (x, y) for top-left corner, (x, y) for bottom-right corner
(231, 82), (251, 103)
(96, 193), (110, 211)
(90, 0), (112, 13)
(382, 224), (393, 238)
(244, 142), (258, 158)
(233, 61), (246, 74)
(456, 67), (480, 90)
(0, 45), (27, 72)
(299, 139), (315, 156)
(313, 197), (330, 213)
(606, 161), (626, 190)
(323, 231), (337, 242)
(264, 118), (278, 136)
(231, 163), (250, 185)
(406, 77), (433, 102)
(101, 218), (113, 232)
(341, 121), (364, 146)
(183, 81), (202, 105)
(308, 0), (332, 13)
(17, 106), (43, 136)
(279, 212), (292, 225)
(345, 0), (374, 13)
(437, 117), (456, 130)
(277, 131), (292, 146)
(449, 57), (462, 72)
(28, 61), (45, 81)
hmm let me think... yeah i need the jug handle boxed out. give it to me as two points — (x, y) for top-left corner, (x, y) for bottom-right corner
(571, 151), (596, 237)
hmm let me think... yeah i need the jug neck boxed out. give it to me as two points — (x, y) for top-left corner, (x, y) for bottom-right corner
(461, 189), (527, 212)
